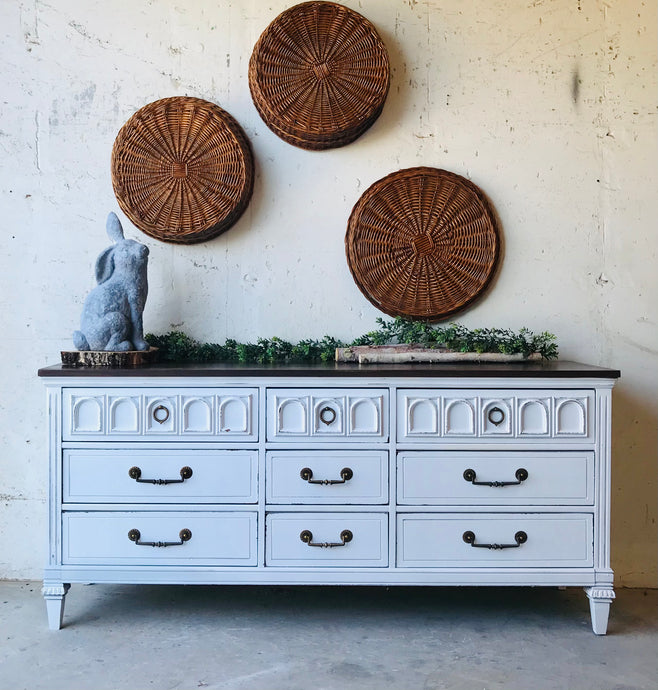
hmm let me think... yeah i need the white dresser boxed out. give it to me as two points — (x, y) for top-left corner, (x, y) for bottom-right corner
(39, 360), (619, 633)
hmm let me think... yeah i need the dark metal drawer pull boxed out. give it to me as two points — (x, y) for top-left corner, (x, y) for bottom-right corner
(487, 406), (506, 426)
(128, 466), (193, 485)
(152, 404), (170, 424)
(463, 467), (528, 487)
(319, 406), (337, 425)
(299, 529), (353, 548)
(128, 528), (192, 547)
(462, 530), (527, 550)
(300, 467), (353, 485)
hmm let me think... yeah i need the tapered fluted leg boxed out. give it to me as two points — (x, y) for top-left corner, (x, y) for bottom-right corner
(43, 583), (71, 630)
(585, 586), (615, 635)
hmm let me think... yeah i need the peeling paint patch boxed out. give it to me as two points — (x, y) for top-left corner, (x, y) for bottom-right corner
(34, 111), (41, 172)
(24, 31), (40, 50)
(68, 21), (109, 48)
(192, 260), (219, 271)
(75, 85), (97, 106)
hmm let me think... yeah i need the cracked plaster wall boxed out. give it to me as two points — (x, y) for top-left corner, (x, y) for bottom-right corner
(0, 0), (656, 586)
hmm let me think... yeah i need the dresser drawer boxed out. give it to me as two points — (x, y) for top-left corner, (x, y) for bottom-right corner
(63, 388), (258, 441)
(63, 450), (258, 504)
(266, 451), (388, 504)
(397, 513), (593, 568)
(266, 512), (388, 566)
(62, 512), (257, 565)
(397, 451), (594, 505)
(266, 388), (388, 443)
(397, 389), (594, 444)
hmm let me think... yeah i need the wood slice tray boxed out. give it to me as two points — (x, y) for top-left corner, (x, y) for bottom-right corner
(61, 348), (159, 367)
(111, 97), (253, 244)
(345, 167), (501, 320)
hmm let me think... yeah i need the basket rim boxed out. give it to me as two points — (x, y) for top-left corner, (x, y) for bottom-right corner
(249, 0), (390, 150)
(345, 166), (501, 321)
(111, 96), (254, 244)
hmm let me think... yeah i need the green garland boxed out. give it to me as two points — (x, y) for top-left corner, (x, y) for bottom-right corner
(146, 317), (558, 364)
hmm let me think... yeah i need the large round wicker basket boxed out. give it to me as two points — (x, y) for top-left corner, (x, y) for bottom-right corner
(249, 1), (390, 150)
(345, 167), (501, 320)
(111, 97), (254, 244)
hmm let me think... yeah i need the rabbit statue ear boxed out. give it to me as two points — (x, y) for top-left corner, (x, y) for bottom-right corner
(95, 247), (115, 284)
(106, 212), (125, 243)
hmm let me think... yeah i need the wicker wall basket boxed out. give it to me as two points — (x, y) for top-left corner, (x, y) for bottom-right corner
(345, 167), (501, 321)
(249, 1), (390, 151)
(111, 97), (254, 244)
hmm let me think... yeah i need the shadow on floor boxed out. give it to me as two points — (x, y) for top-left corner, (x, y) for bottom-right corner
(1, 582), (656, 690)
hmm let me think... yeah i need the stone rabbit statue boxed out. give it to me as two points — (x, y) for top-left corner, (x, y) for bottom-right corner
(73, 212), (149, 351)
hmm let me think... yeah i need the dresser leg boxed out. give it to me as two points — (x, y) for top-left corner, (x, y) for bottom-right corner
(42, 583), (71, 630)
(584, 586), (615, 635)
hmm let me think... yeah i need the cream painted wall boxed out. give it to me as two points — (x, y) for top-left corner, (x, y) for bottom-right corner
(1, 0), (656, 586)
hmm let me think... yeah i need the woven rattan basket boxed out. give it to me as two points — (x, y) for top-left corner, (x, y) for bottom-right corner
(345, 167), (501, 320)
(111, 97), (254, 244)
(249, 1), (390, 150)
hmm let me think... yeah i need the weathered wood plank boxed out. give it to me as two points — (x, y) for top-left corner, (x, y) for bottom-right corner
(61, 347), (158, 367)
(335, 345), (542, 364)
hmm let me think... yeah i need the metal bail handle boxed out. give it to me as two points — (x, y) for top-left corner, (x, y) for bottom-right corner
(300, 467), (353, 485)
(463, 467), (528, 487)
(128, 528), (192, 547)
(462, 530), (528, 550)
(129, 466), (193, 485)
(299, 529), (353, 548)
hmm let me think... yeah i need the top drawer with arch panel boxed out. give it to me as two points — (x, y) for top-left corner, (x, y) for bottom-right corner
(267, 388), (388, 443)
(397, 389), (595, 445)
(62, 388), (258, 441)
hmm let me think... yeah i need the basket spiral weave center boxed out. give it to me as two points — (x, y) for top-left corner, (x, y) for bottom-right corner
(171, 162), (188, 179)
(311, 60), (333, 80)
(411, 234), (435, 258)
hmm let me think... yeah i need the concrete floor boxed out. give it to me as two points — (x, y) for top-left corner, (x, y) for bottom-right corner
(1, 582), (656, 690)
